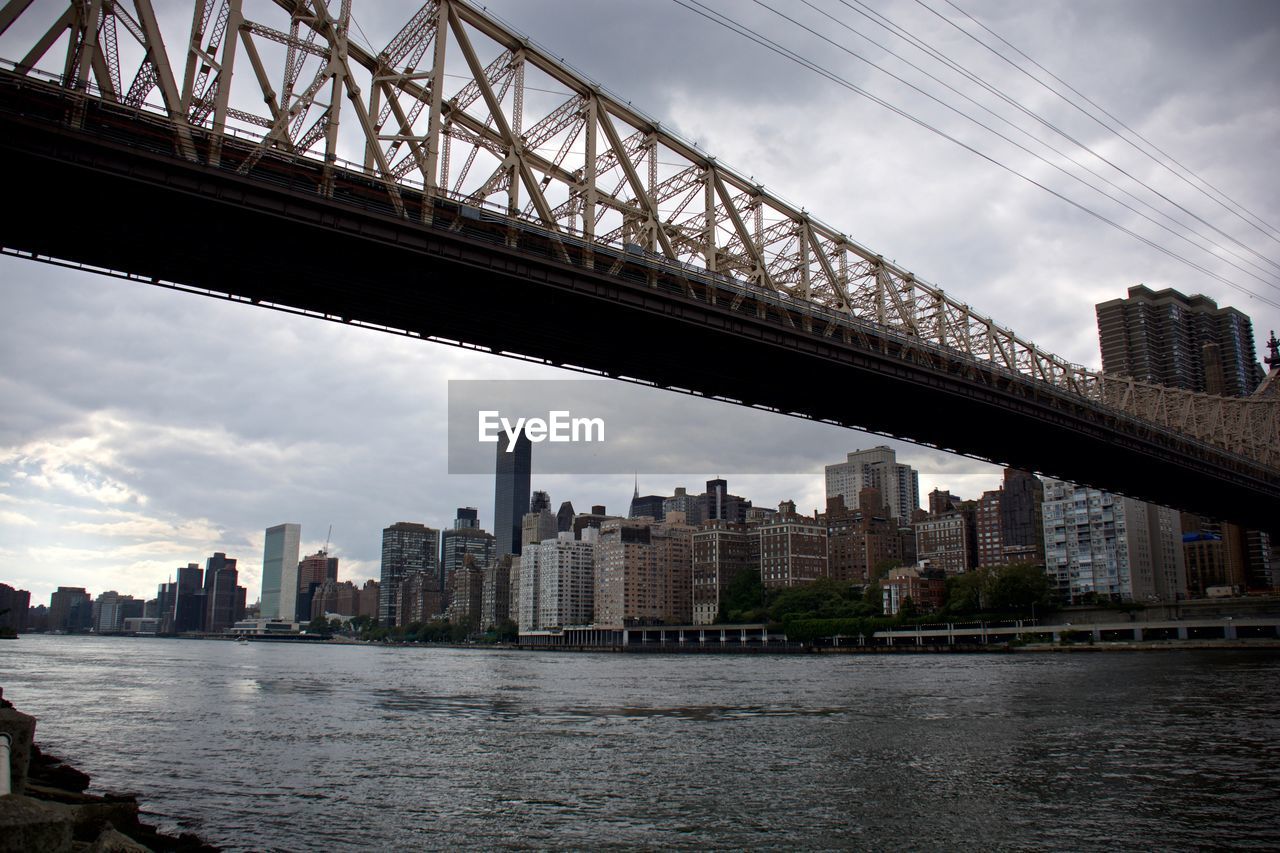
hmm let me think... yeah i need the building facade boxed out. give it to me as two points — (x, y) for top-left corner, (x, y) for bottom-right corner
(172, 564), (205, 633)
(1096, 284), (1263, 396)
(261, 523), (301, 621)
(481, 555), (513, 631)
(758, 502), (828, 589)
(0, 584), (31, 632)
(535, 532), (597, 630)
(204, 552), (242, 634)
(691, 521), (758, 625)
(915, 507), (976, 576)
(820, 490), (901, 585)
(594, 517), (694, 628)
(379, 522), (440, 626)
(882, 566), (946, 615)
(441, 525), (496, 608)
(825, 446), (920, 523)
(297, 550), (339, 594)
(494, 432), (532, 558)
(1041, 479), (1186, 603)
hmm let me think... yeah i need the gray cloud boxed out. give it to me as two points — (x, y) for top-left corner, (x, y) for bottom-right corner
(1, 0), (1276, 604)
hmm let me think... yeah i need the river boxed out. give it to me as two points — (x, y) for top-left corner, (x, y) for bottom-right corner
(3, 636), (1278, 850)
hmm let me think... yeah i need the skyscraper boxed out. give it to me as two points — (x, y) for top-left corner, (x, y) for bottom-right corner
(1096, 284), (1264, 396)
(204, 552), (241, 633)
(692, 521), (758, 625)
(49, 587), (92, 632)
(1097, 285), (1268, 591)
(825, 446), (920, 523)
(696, 479), (751, 525)
(1041, 479), (1185, 604)
(297, 550), (340, 589)
(442, 524), (496, 605)
(379, 521), (440, 626)
(556, 501), (576, 533)
(494, 432), (532, 558)
(261, 524), (302, 621)
(172, 563), (205, 632)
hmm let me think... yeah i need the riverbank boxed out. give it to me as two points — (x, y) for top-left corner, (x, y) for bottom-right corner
(0, 690), (217, 853)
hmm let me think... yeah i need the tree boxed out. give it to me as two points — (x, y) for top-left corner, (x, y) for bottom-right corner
(943, 563), (1054, 617)
(718, 569), (766, 623)
(870, 560), (901, 585)
(306, 615), (332, 636)
(769, 578), (872, 623)
(988, 563), (1053, 613)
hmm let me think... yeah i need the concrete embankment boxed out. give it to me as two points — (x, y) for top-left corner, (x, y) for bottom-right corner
(0, 688), (217, 853)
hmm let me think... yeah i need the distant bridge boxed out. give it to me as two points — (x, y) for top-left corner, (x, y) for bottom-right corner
(0, 0), (1276, 530)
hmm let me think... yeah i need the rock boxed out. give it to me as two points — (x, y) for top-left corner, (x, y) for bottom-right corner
(0, 793), (75, 853)
(87, 824), (153, 853)
(29, 745), (92, 793)
(0, 705), (37, 794)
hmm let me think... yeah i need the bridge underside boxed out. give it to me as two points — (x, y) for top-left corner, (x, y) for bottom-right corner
(1, 82), (1276, 533)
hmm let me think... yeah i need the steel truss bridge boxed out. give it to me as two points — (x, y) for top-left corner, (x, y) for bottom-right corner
(0, 0), (1276, 530)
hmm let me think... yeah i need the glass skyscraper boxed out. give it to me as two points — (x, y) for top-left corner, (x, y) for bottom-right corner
(261, 523), (301, 621)
(493, 432), (531, 558)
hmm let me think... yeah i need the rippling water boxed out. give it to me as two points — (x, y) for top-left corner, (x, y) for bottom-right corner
(3, 636), (1279, 850)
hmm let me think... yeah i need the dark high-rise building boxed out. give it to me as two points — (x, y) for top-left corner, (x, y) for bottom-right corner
(380, 522), (440, 626)
(695, 479), (753, 525)
(1000, 469), (1045, 565)
(628, 480), (667, 521)
(204, 552), (240, 634)
(494, 432), (532, 558)
(155, 580), (177, 633)
(556, 501), (576, 533)
(1096, 284), (1264, 396)
(572, 505), (615, 540)
(0, 584), (31, 632)
(529, 491), (552, 514)
(172, 564), (206, 632)
(454, 507), (480, 530)
(49, 587), (92, 632)
(1097, 285), (1268, 594)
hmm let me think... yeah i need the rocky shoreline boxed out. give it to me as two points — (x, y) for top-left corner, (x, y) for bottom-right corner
(0, 690), (218, 853)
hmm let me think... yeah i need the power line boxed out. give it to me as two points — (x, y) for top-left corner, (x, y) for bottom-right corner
(743, 0), (1279, 292)
(665, 0), (1280, 311)
(923, 0), (1280, 247)
(832, 0), (1280, 280)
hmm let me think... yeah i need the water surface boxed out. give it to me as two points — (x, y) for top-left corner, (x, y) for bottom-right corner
(4, 636), (1278, 850)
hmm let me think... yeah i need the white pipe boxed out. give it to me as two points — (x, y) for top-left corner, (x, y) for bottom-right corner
(0, 732), (11, 796)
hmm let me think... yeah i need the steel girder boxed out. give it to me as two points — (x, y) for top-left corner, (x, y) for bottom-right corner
(0, 0), (1276, 472)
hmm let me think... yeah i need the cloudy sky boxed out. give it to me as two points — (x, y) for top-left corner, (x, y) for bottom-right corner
(2, 0), (1278, 607)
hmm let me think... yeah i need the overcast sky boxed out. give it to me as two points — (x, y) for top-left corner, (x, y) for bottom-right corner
(2, 0), (1277, 607)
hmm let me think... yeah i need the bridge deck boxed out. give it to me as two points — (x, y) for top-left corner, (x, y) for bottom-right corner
(1, 71), (1276, 531)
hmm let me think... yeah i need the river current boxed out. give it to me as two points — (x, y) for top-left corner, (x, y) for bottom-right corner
(3, 636), (1278, 851)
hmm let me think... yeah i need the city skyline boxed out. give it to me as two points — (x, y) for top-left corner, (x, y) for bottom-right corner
(2, 0), (1278, 604)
